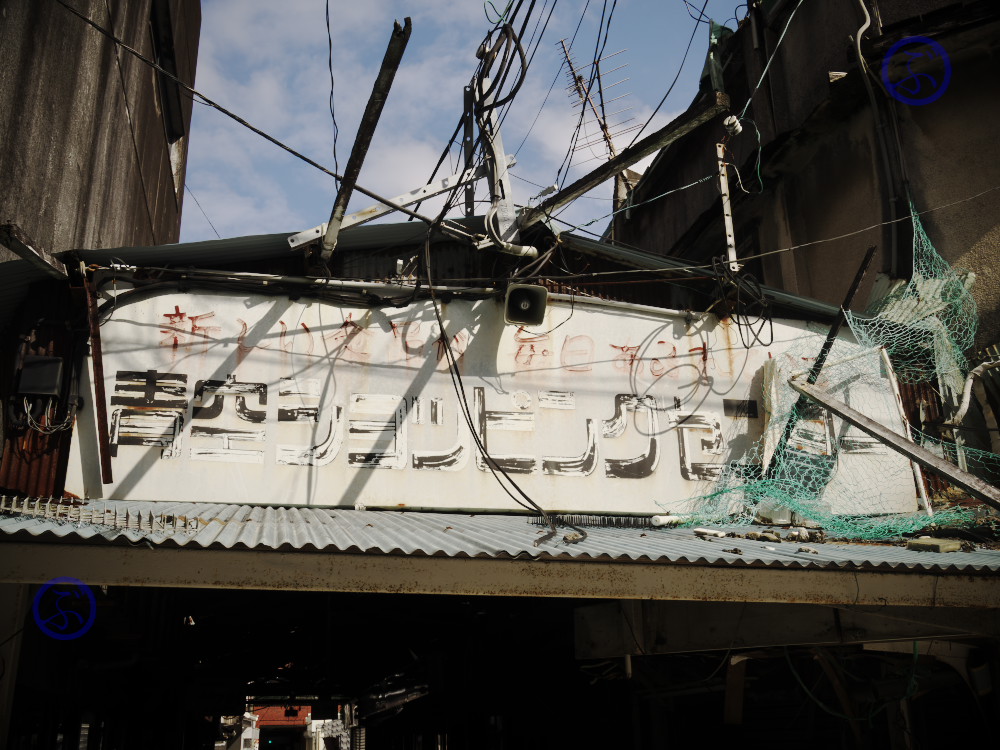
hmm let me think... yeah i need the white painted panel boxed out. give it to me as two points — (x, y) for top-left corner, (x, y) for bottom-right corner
(63, 289), (918, 515)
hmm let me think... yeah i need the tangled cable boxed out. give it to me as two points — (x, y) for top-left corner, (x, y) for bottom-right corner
(473, 23), (538, 257)
(710, 255), (773, 348)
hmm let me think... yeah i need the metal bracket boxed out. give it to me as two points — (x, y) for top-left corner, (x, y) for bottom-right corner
(287, 156), (513, 250)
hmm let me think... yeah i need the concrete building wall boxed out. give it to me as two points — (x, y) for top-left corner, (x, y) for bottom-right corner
(614, 1), (1000, 349)
(895, 26), (1000, 348)
(0, 0), (200, 255)
(0, 0), (201, 498)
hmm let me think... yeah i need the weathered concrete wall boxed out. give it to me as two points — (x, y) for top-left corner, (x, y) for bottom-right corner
(0, 0), (200, 255)
(615, 1), (1000, 349)
(895, 27), (1000, 350)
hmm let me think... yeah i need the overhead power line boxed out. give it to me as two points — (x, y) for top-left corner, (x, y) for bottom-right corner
(325, 0), (341, 185)
(738, 0), (807, 118)
(184, 184), (222, 239)
(54, 0), (473, 240)
(547, 181), (1000, 273)
(626, 0), (709, 148)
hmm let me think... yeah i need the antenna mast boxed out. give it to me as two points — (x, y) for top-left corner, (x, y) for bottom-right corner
(559, 41), (637, 217)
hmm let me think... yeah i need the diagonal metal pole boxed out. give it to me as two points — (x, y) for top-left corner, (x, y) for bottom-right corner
(764, 245), (877, 478)
(790, 379), (1000, 511)
(322, 17), (412, 260)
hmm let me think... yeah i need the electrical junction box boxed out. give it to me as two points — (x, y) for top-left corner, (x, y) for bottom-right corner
(17, 355), (63, 397)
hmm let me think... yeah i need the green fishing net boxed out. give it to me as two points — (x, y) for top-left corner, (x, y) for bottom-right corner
(671, 205), (995, 539)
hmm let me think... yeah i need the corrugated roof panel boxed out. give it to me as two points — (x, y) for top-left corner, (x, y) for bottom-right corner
(2, 499), (998, 574)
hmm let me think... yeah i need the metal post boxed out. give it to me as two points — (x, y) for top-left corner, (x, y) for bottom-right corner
(83, 272), (114, 484)
(479, 76), (518, 243)
(717, 143), (739, 272)
(322, 18), (412, 260)
(463, 86), (475, 218)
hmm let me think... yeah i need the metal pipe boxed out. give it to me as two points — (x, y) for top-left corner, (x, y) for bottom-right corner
(82, 273), (114, 484)
(790, 379), (1000, 512)
(521, 91), (730, 230)
(322, 18), (412, 259)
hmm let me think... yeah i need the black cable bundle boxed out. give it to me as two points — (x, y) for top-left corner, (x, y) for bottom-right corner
(711, 255), (774, 349)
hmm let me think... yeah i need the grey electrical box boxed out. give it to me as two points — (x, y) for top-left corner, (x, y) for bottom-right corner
(17, 355), (63, 397)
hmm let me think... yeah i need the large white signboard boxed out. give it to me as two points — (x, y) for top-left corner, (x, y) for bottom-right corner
(64, 288), (919, 515)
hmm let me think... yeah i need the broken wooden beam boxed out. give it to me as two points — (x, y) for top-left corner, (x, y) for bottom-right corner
(0, 223), (66, 279)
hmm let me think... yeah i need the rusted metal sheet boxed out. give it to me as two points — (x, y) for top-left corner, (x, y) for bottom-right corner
(897, 379), (953, 497)
(0, 285), (80, 498)
(62, 279), (920, 516)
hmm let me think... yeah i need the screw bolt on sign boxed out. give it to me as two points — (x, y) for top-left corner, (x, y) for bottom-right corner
(881, 36), (952, 106)
(32, 577), (97, 641)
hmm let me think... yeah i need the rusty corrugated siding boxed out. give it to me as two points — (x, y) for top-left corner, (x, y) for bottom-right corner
(0, 285), (83, 498)
(0, 0), (200, 495)
(897, 380), (954, 498)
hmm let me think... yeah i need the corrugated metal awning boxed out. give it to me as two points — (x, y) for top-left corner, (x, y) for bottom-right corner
(2, 498), (997, 574)
(3, 500), (998, 606)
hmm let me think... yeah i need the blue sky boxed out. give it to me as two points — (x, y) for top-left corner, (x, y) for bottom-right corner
(180, 0), (748, 243)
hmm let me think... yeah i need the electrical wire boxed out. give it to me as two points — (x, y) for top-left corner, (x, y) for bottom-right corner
(783, 647), (857, 722)
(555, 0), (619, 188)
(547, 180), (1000, 273)
(422, 230), (561, 532)
(418, 110), (586, 541)
(53, 0), (475, 242)
(683, 0), (711, 25)
(510, 171), (606, 199)
(723, 118), (763, 193)
(325, 0), (341, 186)
(738, 0), (807, 119)
(499, 0), (559, 140)
(184, 184), (221, 239)
(710, 255), (773, 348)
(552, 173), (715, 233)
(485, 0), (516, 24)
(625, 0), (709, 149)
(24, 397), (76, 434)
(103, 0), (157, 244)
(724, 3), (750, 28)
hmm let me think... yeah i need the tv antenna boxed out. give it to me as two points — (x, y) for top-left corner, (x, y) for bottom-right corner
(560, 41), (638, 214)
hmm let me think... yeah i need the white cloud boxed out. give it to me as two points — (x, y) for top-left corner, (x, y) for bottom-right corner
(182, 0), (738, 243)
